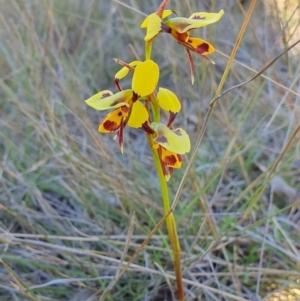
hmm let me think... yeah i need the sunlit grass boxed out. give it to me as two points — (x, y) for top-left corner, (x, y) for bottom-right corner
(1, 0), (300, 300)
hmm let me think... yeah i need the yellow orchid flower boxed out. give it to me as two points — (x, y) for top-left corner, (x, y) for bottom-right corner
(143, 121), (190, 180)
(152, 122), (190, 181)
(150, 122), (190, 155)
(141, 6), (224, 84)
(114, 61), (181, 124)
(85, 60), (160, 152)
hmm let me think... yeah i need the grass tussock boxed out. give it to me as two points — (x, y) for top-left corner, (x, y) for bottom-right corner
(1, 0), (300, 300)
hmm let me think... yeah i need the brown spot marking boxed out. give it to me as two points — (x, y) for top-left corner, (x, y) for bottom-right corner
(118, 111), (122, 116)
(172, 30), (188, 42)
(132, 92), (139, 102)
(192, 16), (205, 20)
(102, 92), (111, 98)
(157, 146), (168, 175)
(114, 79), (122, 92)
(103, 120), (119, 132)
(173, 129), (183, 136)
(156, 136), (168, 144)
(121, 106), (130, 114)
(163, 154), (177, 166)
(167, 112), (177, 127)
(142, 122), (155, 134)
(118, 120), (124, 148)
(196, 43), (209, 55)
(180, 39), (193, 51)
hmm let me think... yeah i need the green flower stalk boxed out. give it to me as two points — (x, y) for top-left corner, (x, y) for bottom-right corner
(84, 0), (224, 299)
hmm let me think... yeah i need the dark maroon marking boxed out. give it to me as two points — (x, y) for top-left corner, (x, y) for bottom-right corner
(192, 16), (205, 20)
(157, 145), (162, 156)
(173, 129), (183, 136)
(103, 120), (119, 132)
(179, 40), (194, 52)
(102, 92), (112, 98)
(163, 154), (177, 166)
(141, 122), (155, 134)
(118, 119), (124, 148)
(161, 23), (172, 34)
(167, 112), (177, 127)
(118, 111), (122, 116)
(156, 136), (168, 143)
(114, 79), (122, 92)
(186, 48), (195, 81)
(196, 43), (209, 55)
(161, 161), (168, 178)
(132, 92), (139, 102)
(157, 146), (168, 177)
(121, 106), (130, 113)
(188, 39), (192, 43)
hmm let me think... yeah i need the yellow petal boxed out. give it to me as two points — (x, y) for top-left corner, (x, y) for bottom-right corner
(150, 122), (190, 154)
(141, 13), (154, 28)
(160, 147), (182, 168)
(115, 61), (141, 80)
(157, 87), (181, 113)
(127, 100), (149, 128)
(85, 89), (132, 110)
(165, 9), (224, 33)
(143, 13), (162, 41)
(161, 10), (174, 19)
(132, 60), (159, 97)
(189, 9), (224, 22)
(98, 107), (129, 133)
(141, 10), (173, 28)
(184, 36), (215, 55)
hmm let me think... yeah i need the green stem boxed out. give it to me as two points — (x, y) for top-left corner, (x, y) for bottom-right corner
(146, 34), (185, 300)
(150, 146), (185, 301)
(148, 93), (185, 300)
(150, 95), (160, 122)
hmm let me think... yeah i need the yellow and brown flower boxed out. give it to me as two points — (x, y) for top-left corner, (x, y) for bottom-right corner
(85, 60), (160, 152)
(143, 122), (190, 180)
(141, 6), (224, 84)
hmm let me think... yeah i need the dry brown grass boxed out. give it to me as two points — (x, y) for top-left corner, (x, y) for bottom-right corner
(1, 0), (300, 300)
